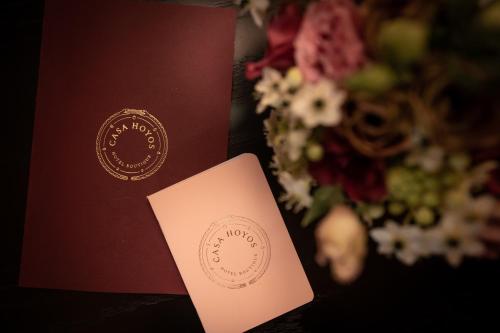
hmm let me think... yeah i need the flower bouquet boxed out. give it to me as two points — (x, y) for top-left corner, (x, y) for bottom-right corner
(238, 0), (500, 283)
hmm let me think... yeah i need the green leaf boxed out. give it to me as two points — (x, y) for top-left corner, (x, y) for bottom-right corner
(301, 186), (345, 227)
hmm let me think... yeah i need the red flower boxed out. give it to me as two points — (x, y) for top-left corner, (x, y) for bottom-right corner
(245, 4), (303, 80)
(309, 132), (387, 202)
(488, 167), (500, 196)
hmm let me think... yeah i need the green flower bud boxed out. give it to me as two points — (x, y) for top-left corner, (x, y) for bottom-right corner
(414, 169), (426, 181)
(423, 177), (439, 191)
(367, 204), (385, 219)
(387, 167), (408, 192)
(422, 191), (440, 207)
(306, 142), (324, 162)
(414, 207), (435, 226)
(392, 188), (407, 200)
(285, 67), (303, 89)
(408, 182), (424, 195)
(407, 193), (420, 207)
(378, 19), (428, 66)
(389, 201), (406, 216)
(345, 64), (397, 96)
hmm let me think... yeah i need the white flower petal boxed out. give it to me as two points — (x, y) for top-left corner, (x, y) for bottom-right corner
(371, 222), (424, 263)
(402, 225), (423, 240)
(420, 146), (444, 172)
(377, 243), (394, 255)
(420, 230), (439, 256)
(385, 221), (400, 233)
(286, 129), (309, 161)
(250, 7), (264, 27)
(255, 67), (285, 112)
(446, 249), (464, 267)
(370, 229), (392, 244)
(396, 250), (418, 266)
(290, 79), (345, 128)
(277, 171), (313, 211)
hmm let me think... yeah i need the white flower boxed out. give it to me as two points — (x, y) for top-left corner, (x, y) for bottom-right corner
(262, 108), (310, 162)
(315, 205), (367, 284)
(279, 67), (303, 108)
(263, 110), (283, 148)
(269, 154), (284, 174)
(405, 146), (444, 173)
(370, 221), (423, 265)
(237, 0), (269, 27)
(290, 79), (345, 128)
(286, 129), (309, 161)
(283, 67), (303, 92)
(255, 66), (306, 115)
(278, 171), (313, 212)
(255, 67), (284, 113)
(426, 212), (485, 267)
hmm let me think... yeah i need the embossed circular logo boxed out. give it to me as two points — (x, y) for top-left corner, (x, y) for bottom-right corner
(96, 108), (168, 181)
(199, 215), (271, 289)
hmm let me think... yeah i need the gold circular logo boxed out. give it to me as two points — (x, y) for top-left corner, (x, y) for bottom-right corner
(96, 109), (168, 181)
(199, 215), (271, 289)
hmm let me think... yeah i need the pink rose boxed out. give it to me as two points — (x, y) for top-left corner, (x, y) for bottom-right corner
(245, 4), (303, 80)
(294, 0), (365, 82)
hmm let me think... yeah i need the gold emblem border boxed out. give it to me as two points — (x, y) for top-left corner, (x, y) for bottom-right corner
(198, 215), (271, 289)
(96, 108), (168, 181)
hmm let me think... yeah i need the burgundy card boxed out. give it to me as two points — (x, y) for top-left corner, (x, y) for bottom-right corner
(20, 0), (235, 294)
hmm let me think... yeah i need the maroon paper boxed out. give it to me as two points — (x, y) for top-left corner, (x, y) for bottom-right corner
(20, 0), (235, 294)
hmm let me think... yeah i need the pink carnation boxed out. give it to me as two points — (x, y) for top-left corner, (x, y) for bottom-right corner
(294, 0), (365, 82)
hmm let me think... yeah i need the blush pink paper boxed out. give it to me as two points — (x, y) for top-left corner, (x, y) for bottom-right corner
(147, 154), (313, 333)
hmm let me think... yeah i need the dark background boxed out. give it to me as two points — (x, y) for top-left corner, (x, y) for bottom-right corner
(2, 0), (499, 332)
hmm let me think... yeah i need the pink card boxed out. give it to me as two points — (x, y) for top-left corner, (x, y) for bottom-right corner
(148, 154), (313, 332)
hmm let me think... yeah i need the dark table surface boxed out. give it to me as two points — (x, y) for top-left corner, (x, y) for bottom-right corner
(2, 1), (500, 332)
